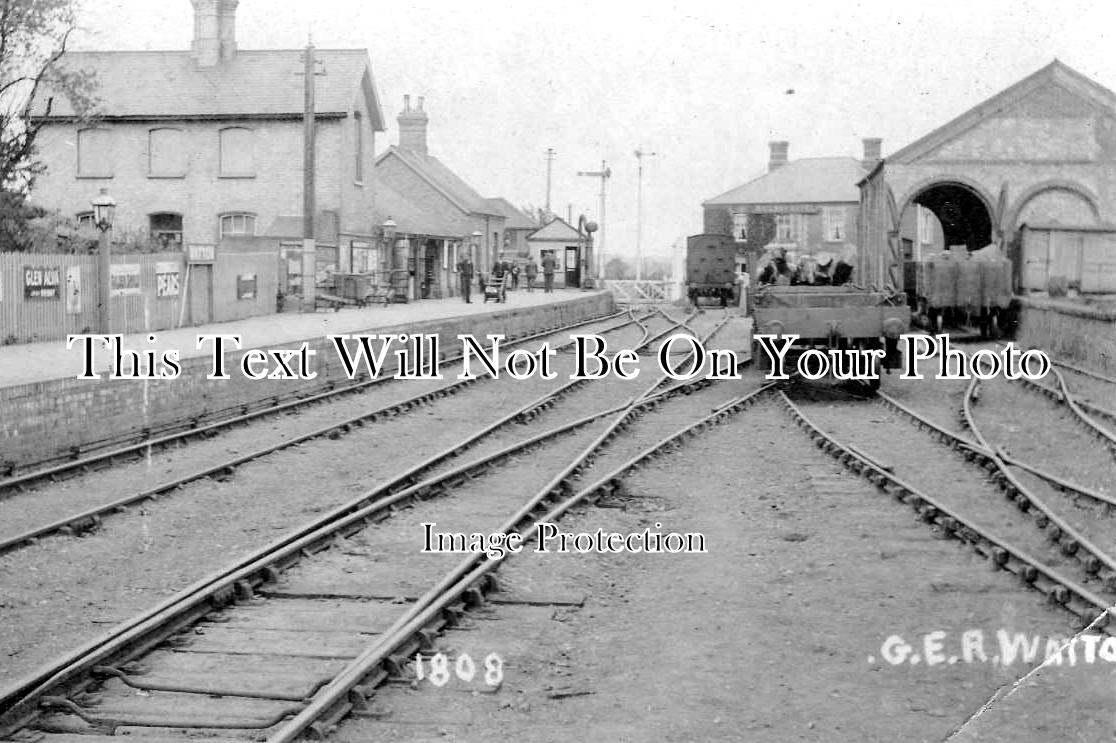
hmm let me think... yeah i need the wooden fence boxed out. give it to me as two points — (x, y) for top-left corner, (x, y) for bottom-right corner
(0, 251), (186, 344)
(605, 279), (681, 305)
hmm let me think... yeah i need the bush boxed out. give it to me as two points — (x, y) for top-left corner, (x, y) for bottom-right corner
(1047, 275), (1069, 297)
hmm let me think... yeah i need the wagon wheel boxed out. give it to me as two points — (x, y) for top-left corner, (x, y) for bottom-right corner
(867, 351), (882, 392)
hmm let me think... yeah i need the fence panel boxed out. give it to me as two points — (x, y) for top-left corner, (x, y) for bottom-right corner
(0, 251), (185, 345)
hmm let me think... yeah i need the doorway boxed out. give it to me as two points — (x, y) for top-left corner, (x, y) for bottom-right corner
(564, 244), (580, 288)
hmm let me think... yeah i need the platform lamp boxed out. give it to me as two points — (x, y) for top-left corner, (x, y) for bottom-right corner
(91, 188), (116, 333)
(578, 215), (598, 289)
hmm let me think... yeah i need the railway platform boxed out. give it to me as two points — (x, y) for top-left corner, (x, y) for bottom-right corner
(0, 289), (607, 390)
(0, 289), (615, 472)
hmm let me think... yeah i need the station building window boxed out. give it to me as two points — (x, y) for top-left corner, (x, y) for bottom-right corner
(77, 128), (113, 177)
(823, 207), (845, 241)
(149, 128), (187, 177)
(219, 127), (255, 177)
(219, 212), (256, 238)
(732, 212), (748, 242)
(150, 212), (183, 249)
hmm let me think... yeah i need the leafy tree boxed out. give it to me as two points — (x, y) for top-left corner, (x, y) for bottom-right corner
(1, 0), (97, 191)
(604, 257), (633, 280)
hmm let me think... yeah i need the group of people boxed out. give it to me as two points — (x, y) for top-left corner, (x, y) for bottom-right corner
(755, 245), (856, 287)
(454, 252), (558, 303)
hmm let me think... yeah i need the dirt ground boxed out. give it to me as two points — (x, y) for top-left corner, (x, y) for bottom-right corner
(336, 384), (1103, 742)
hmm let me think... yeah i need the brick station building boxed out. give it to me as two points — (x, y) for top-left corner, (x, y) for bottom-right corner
(860, 60), (1116, 295)
(30, 0), (386, 316)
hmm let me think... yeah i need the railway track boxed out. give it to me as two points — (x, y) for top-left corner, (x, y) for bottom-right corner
(0, 309), (634, 497)
(0, 311), (671, 558)
(779, 382), (1116, 635)
(0, 310), (759, 736)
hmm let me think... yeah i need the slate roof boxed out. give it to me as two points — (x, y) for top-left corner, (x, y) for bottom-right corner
(527, 217), (582, 241)
(33, 49), (384, 128)
(482, 198), (538, 230)
(372, 181), (463, 239)
(704, 157), (866, 206)
(376, 146), (503, 218)
(887, 59), (1116, 165)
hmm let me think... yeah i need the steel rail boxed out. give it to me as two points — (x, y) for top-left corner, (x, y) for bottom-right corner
(958, 377), (1116, 584)
(876, 390), (1114, 510)
(779, 390), (1113, 627)
(0, 309), (634, 496)
(0, 313), (650, 556)
(266, 320), (756, 741)
(0, 311), (699, 733)
(991, 341), (1116, 438)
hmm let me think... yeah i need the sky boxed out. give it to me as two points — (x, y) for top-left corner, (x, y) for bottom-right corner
(71, 0), (1116, 262)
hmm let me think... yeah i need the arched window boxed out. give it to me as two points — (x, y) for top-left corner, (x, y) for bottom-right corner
(219, 212), (256, 238)
(219, 127), (255, 177)
(149, 128), (187, 177)
(150, 213), (183, 248)
(77, 128), (113, 177)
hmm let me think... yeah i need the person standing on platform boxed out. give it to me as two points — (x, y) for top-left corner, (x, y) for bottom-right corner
(525, 256), (538, 292)
(510, 262), (520, 291)
(457, 256), (474, 303)
(542, 251), (556, 293)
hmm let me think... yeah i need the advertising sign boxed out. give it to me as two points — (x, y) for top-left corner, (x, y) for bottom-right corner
(110, 264), (141, 297)
(65, 266), (82, 314)
(187, 243), (216, 264)
(23, 265), (61, 299)
(237, 273), (257, 300)
(155, 261), (181, 297)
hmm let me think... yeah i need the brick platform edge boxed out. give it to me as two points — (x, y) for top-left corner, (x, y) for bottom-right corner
(1016, 296), (1116, 376)
(0, 293), (615, 472)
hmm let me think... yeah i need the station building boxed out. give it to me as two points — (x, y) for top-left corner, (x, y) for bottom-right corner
(29, 0), (386, 319)
(702, 140), (883, 275)
(860, 60), (1116, 296)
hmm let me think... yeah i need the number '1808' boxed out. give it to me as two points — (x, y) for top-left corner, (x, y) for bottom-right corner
(415, 652), (504, 687)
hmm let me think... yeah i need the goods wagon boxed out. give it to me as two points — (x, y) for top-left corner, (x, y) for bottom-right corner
(685, 234), (739, 307)
(749, 243), (910, 390)
(907, 245), (1012, 337)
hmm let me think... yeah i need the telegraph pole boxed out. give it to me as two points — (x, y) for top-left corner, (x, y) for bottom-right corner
(300, 38), (319, 310)
(576, 160), (611, 282)
(544, 147), (557, 215)
(634, 147), (657, 281)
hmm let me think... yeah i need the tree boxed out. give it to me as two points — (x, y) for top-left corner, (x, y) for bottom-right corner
(604, 257), (634, 280)
(0, 0), (97, 191)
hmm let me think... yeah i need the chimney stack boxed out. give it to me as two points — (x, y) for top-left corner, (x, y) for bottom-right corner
(862, 137), (882, 171)
(191, 0), (238, 67)
(769, 141), (789, 172)
(398, 95), (429, 157)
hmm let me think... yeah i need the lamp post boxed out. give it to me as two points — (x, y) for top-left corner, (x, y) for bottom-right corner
(91, 188), (116, 333)
(577, 215), (598, 289)
(576, 161), (610, 284)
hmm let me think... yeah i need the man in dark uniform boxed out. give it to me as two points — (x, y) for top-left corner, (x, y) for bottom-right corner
(457, 256), (474, 302)
(542, 251), (556, 293)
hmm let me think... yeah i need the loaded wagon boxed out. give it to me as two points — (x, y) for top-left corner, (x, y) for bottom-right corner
(748, 243), (910, 390)
(908, 246), (1012, 337)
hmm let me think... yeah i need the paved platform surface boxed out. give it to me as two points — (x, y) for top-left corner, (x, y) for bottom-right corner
(0, 289), (606, 389)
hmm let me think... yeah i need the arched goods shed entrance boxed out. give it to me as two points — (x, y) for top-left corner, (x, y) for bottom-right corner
(908, 183), (992, 252)
(859, 60), (1116, 317)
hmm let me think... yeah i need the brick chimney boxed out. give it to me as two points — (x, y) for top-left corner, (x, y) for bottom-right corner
(398, 95), (429, 157)
(191, 0), (238, 67)
(769, 141), (789, 172)
(862, 137), (882, 171)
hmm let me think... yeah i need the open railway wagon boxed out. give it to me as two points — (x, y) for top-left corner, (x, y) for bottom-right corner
(907, 245), (1012, 338)
(685, 233), (739, 308)
(749, 247), (910, 390)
